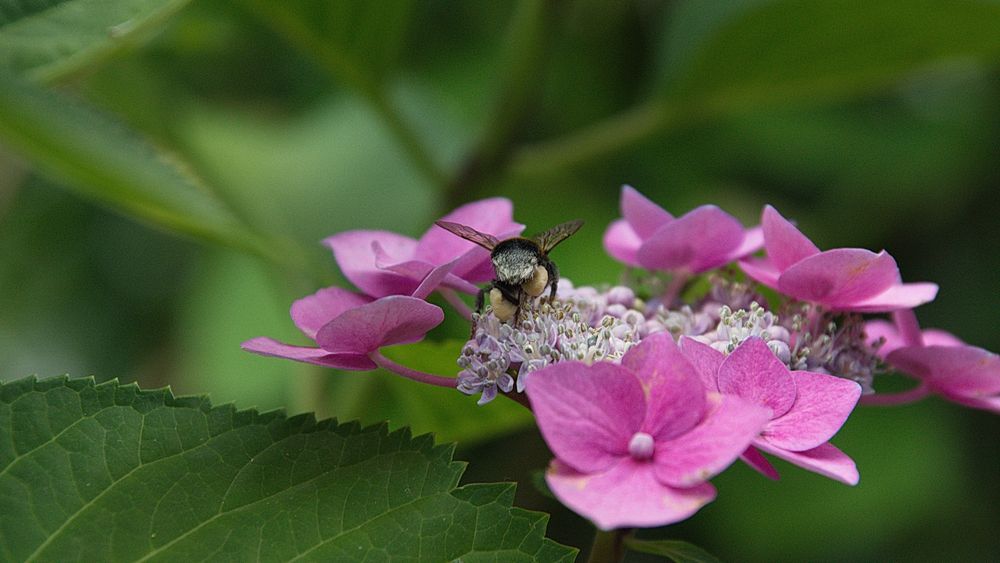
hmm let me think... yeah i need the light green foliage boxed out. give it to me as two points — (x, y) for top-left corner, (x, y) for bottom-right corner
(0, 0), (193, 81)
(0, 75), (281, 261)
(0, 377), (575, 562)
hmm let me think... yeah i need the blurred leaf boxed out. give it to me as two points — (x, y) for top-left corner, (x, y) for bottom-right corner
(625, 539), (723, 563)
(173, 251), (304, 414)
(309, 0), (415, 83)
(512, 0), (1000, 176)
(245, 0), (446, 186)
(245, 0), (415, 84)
(176, 96), (440, 251)
(654, 0), (770, 89)
(678, 402), (969, 561)
(0, 73), (282, 260)
(0, 376), (576, 562)
(0, 0), (193, 81)
(0, 179), (195, 382)
(670, 0), (1000, 112)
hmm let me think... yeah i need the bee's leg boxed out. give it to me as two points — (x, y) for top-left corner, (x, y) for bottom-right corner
(475, 282), (493, 313)
(545, 260), (560, 302)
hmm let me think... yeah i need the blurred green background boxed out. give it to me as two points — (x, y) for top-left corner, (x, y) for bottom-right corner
(1, 0), (998, 560)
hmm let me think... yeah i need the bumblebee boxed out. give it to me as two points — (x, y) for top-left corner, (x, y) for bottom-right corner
(435, 219), (583, 322)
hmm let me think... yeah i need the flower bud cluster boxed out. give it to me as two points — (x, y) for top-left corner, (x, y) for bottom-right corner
(456, 283), (646, 404)
(458, 275), (886, 403)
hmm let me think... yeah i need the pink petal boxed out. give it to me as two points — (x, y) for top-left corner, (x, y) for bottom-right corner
(603, 219), (643, 267)
(888, 345), (1000, 398)
(546, 458), (715, 531)
(653, 393), (771, 488)
(622, 333), (706, 441)
(439, 272), (483, 294)
(678, 336), (725, 392)
(315, 296), (444, 354)
(291, 287), (372, 339)
(411, 260), (457, 299)
(638, 205), (746, 273)
(740, 446), (780, 480)
(717, 337), (796, 418)
(864, 319), (904, 356)
(955, 395), (1000, 414)
(241, 337), (376, 370)
(526, 361), (645, 473)
(738, 257), (781, 288)
(620, 185), (673, 238)
(892, 309), (924, 348)
(324, 230), (419, 297)
(754, 441), (859, 485)
(763, 371), (861, 452)
(414, 198), (522, 265)
(922, 329), (965, 348)
(778, 249), (899, 306)
(727, 225), (764, 261)
(761, 205), (819, 271)
(373, 253), (434, 286)
(449, 253), (495, 284)
(843, 282), (939, 313)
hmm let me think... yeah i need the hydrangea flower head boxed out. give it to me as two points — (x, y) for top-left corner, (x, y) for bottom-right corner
(525, 333), (771, 530)
(603, 185), (763, 273)
(740, 206), (938, 312)
(681, 336), (862, 484)
(325, 198), (523, 298)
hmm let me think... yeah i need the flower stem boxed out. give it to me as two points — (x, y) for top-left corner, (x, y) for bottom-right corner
(370, 351), (456, 388)
(504, 389), (533, 411)
(446, 0), (559, 201)
(587, 528), (628, 563)
(439, 288), (475, 321)
(660, 273), (690, 307)
(860, 383), (930, 406)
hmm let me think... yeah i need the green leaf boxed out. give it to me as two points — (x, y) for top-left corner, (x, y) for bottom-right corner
(0, 0), (193, 81)
(625, 538), (723, 563)
(0, 376), (576, 562)
(0, 73), (285, 262)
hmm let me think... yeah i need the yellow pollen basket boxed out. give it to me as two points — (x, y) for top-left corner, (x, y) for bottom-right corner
(489, 288), (517, 322)
(523, 265), (549, 297)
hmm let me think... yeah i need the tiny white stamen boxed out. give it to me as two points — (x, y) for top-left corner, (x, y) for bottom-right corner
(628, 432), (655, 460)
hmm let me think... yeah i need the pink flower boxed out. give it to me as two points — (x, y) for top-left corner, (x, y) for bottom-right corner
(525, 333), (771, 530)
(603, 185), (762, 273)
(242, 264), (451, 384)
(680, 336), (862, 484)
(242, 289), (443, 370)
(887, 345), (1000, 414)
(324, 198), (523, 298)
(739, 206), (938, 312)
(865, 311), (999, 413)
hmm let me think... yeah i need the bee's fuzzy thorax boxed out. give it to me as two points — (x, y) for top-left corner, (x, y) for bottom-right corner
(491, 239), (540, 283)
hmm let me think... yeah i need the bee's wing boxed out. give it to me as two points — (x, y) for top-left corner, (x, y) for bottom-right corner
(534, 219), (584, 253)
(434, 221), (499, 250)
